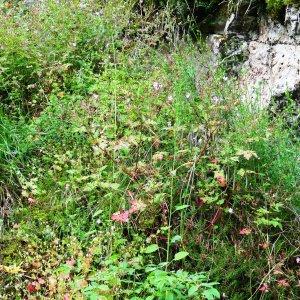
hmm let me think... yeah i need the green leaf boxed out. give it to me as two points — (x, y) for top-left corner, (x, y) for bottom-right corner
(92, 209), (103, 218)
(202, 288), (220, 300)
(175, 204), (189, 211)
(188, 285), (199, 296)
(165, 291), (174, 300)
(237, 168), (245, 177)
(171, 235), (182, 244)
(174, 251), (189, 261)
(99, 182), (120, 190)
(158, 261), (169, 267)
(144, 244), (159, 254)
(160, 226), (171, 231)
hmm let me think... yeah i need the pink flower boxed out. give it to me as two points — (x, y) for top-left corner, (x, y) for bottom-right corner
(239, 228), (252, 235)
(259, 283), (269, 293)
(28, 197), (37, 205)
(277, 279), (289, 287)
(111, 210), (130, 223)
(111, 192), (146, 224)
(27, 282), (38, 293)
(66, 258), (76, 267)
(128, 199), (146, 214)
(37, 278), (45, 284)
(64, 294), (71, 300)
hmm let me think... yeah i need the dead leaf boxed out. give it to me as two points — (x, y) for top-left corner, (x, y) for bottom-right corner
(236, 149), (258, 160)
(216, 175), (227, 188)
(48, 276), (57, 294)
(259, 242), (269, 249)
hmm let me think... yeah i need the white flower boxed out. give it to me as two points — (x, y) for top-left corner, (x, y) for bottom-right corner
(228, 208), (234, 214)
(153, 81), (163, 91)
(212, 95), (220, 104)
(167, 95), (173, 103)
(185, 92), (191, 99)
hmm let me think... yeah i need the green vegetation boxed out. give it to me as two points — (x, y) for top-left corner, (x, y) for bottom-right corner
(148, 0), (299, 22)
(0, 0), (299, 299)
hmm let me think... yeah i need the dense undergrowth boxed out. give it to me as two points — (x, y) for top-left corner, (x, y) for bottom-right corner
(0, 0), (299, 299)
(147, 0), (299, 29)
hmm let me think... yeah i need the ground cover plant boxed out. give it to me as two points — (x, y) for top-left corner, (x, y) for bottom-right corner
(0, 0), (299, 299)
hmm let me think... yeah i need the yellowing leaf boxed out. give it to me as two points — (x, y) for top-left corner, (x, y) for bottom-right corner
(0, 264), (24, 274)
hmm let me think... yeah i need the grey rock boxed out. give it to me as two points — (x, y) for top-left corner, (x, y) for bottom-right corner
(241, 6), (300, 105)
(206, 5), (300, 106)
(285, 5), (300, 36)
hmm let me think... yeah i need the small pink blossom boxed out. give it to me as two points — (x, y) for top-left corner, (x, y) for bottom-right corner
(66, 258), (76, 267)
(64, 294), (71, 300)
(129, 199), (146, 214)
(111, 192), (146, 224)
(111, 210), (130, 223)
(239, 228), (252, 235)
(37, 278), (45, 284)
(28, 197), (37, 205)
(277, 279), (289, 287)
(259, 283), (269, 293)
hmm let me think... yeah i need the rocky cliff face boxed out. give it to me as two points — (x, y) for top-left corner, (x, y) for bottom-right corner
(209, 5), (300, 107)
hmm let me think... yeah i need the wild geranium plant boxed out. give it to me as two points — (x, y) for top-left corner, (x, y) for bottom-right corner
(0, 1), (299, 299)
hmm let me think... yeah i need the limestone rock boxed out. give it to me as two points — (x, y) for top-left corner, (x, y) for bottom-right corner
(206, 5), (300, 106)
(243, 6), (300, 105)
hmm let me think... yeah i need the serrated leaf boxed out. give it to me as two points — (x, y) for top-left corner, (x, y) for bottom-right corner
(174, 251), (189, 261)
(145, 266), (157, 273)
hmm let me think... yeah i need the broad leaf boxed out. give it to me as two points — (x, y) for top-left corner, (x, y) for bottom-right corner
(174, 251), (189, 261)
(144, 244), (159, 254)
